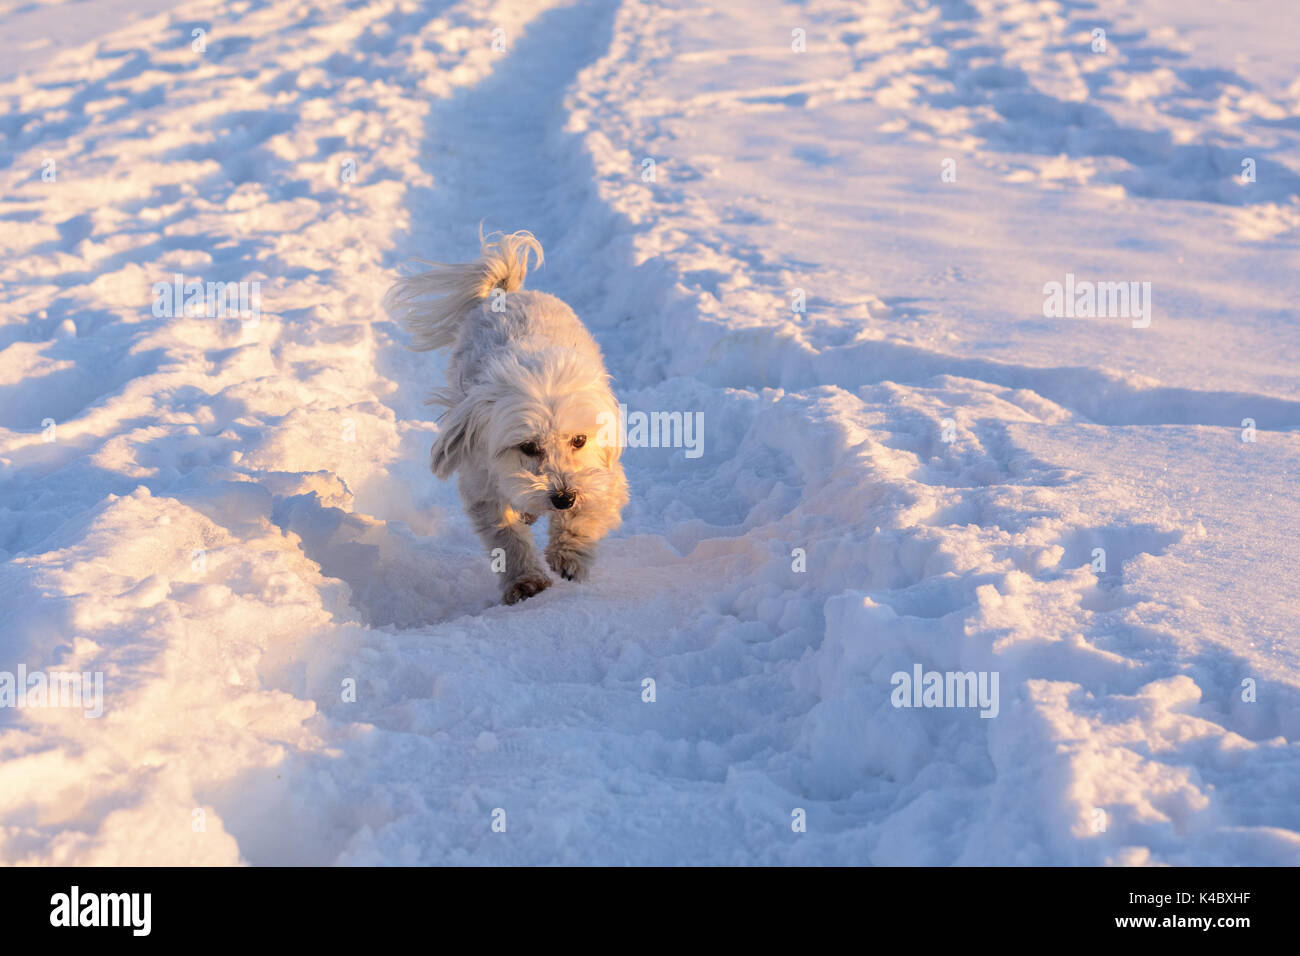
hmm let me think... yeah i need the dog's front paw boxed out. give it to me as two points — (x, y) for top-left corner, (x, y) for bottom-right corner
(546, 545), (592, 582)
(503, 572), (551, 605)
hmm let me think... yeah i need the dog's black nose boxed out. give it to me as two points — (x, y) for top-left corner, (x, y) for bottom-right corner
(550, 490), (576, 510)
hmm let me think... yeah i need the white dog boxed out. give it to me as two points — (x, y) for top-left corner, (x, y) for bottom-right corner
(384, 231), (628, 604)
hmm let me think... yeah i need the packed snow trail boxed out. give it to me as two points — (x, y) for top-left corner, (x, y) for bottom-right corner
(0, 0), (1297, 864)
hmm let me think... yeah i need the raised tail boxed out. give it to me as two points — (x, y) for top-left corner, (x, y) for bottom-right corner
(383, 229), (544, 351)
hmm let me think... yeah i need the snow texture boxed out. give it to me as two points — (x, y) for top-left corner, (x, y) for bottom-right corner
(0, 0), (1297, 865)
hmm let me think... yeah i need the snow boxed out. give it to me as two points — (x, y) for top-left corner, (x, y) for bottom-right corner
(0, 0), (1297, 865)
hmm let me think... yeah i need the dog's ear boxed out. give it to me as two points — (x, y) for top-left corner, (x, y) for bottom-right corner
(596, 394), (623, 469)
(431, 392), (485, 479)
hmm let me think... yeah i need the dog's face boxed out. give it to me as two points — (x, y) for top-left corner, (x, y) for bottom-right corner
(433, 353), (623, 517)
(497, 414), (608, 515)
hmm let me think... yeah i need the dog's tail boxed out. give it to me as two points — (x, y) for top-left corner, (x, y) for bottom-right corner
(383, 229), (544, 351)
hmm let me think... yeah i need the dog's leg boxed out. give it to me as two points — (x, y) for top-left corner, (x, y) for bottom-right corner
(461, 482), (551, 605)
(545, 507), (619, 583)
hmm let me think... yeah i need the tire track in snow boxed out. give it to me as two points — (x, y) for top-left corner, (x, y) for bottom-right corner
(280, 0), (941, 864)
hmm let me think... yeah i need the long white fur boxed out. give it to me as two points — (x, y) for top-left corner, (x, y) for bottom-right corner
(385, 230), (629, 605)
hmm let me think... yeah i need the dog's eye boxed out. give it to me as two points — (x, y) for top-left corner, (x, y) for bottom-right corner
(518, 441), (541, 457)
(571, 434), (587, 449)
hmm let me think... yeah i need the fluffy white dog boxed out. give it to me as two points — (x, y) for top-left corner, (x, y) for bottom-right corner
(384, 231), (628, 604)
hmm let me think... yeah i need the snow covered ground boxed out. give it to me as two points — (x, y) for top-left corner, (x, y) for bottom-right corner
(0, 0), (1297, 865)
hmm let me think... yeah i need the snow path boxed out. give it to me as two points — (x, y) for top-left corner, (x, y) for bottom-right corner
(0, 0), (1297, 864)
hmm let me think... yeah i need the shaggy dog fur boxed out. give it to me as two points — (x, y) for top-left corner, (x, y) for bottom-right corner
(384, 231), (628, 604)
